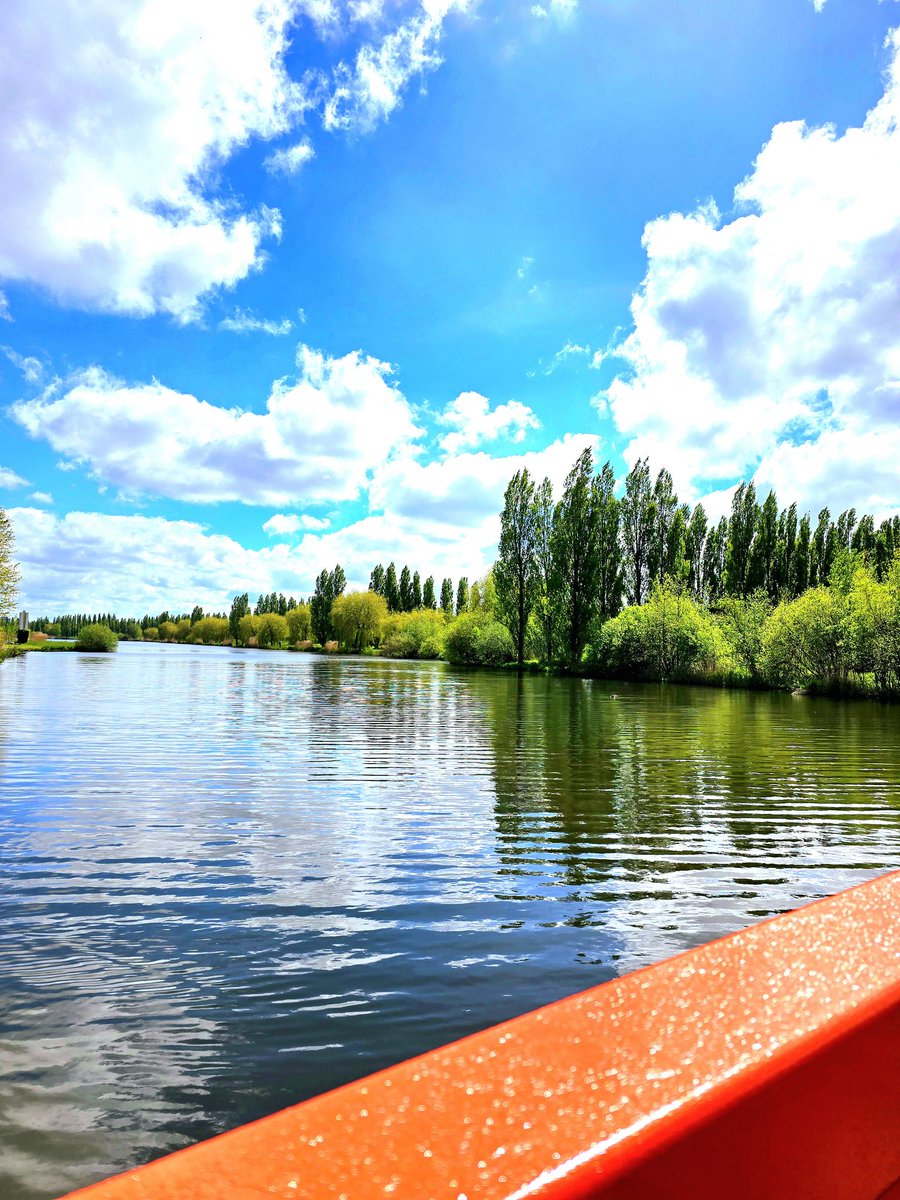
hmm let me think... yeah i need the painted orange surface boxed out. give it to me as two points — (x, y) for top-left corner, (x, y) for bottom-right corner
(62, 871), (900, 1200)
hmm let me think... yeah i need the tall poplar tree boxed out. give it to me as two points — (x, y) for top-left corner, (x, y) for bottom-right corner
(550, 448), (605, 664)
(228, 593), (250, 644)
(310, 564), (346, 642)
(596, 461), (623, 622)
(533, 476), (556, 664)
(495, 468), (538, 665)
(385, 562), (400, 612)
(753, 490), (779, 598)
(725, 482), (758, 597)
(411, 570), (423, 609)
(455, 577), (469, 615)
(793, 514), (812, 595)
(685, 504), (708, 598)
(620, 458), (654, 605)
(702, 517), (728, 603)
(423, 576), (436, 609)
(648, 468), (677, 587)
(369, 564), (386, 595)
(440, 578), (454, 616)
(399, 565), (413, 611)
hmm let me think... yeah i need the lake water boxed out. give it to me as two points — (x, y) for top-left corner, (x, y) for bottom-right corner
(2, 642), (899, 1198)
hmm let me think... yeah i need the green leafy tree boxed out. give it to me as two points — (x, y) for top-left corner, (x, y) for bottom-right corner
(793, 514), (812, 595)
(229, 593), (250, 644)
(443, 613), (514, 666)
(761, 587), (851, 690)
(286, 603), (312, 644)
(75, 623), (119, 652)
(369, 564), (385, 594)
(533, 476), (556, 663)
(685, 504), (708, 598)
(469, 571), (497, 618)
(190, 605), (204, 624)
(593, 581), (724, 681)
(331, 591), (388, 650)
(716, 591), (772, 682)
(0, 508), (20, 623)
(596, 461), (624, 622)
(550, 447), (606, 664)
(440, 577), (454, 616)
(836, 508), (857, 551)
(380, 608), (446, 658)
(411, 570), (423, 610)
(774, 502), (798, 597)
(238, 614), (259, 644)
(648, 468), (677, 587)
(811, 508), (832, 586)
(725, 481), (758, 597)
(423, 576), (436, 609)
(193, 616), (229, 644)
(620, 458), (654, 605)
(385, 562), (400, 612)
(852, 515), (876, 558)
(399, 565), (413, 611)
(256, 613), (288, 648)
(311, 565), (346, 643)
(455, 577), (469, 615)
(753, 490), (779, 598)
(702, 517), (728, 603)
(495, 468), (538, 664)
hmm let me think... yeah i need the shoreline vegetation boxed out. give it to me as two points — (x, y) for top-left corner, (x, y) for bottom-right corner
(5, 451), (900, 700)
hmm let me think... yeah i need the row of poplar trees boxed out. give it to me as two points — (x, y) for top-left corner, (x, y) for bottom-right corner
(494, 448), (900, 666)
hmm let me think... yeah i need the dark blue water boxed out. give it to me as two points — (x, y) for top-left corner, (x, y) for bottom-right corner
(2, 642), (899, 1198)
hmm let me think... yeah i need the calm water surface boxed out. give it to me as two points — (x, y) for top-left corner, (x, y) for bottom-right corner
(1, 642), (899, 1198)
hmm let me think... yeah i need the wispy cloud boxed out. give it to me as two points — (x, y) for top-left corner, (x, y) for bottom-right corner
(531, 0), (577, 22)
(218, 309), (294, 335)
(2, 346), (44, 384)
(265, 138), (315, 175)
(0, 466), (29, 489)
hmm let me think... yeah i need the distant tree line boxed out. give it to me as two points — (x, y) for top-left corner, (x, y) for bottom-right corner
(22, 449), (900, 697)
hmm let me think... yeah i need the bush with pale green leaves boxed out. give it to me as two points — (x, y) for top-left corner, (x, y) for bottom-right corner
(380, 608), (447, 659)
(591, 583), (725, 681)
(443, 613), (514, 666)
(75, 624), (119, 652)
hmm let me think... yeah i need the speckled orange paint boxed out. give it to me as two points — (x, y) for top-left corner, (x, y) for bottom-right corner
(61, 871), (900, 1200)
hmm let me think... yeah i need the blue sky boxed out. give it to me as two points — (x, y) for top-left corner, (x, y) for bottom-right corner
(1, 0), (899, 615)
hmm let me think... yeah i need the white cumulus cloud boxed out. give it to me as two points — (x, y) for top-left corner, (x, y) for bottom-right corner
(0, 0), (303, 320)
(12, 345), (423, 507)
(0, 0), (470, 320)
(603, 29), (900, 514)
(263, 512), (331, 536)
(8, 431), (602, 612)
(9, 507), (307, 615)
(437, 391), (539, 454)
